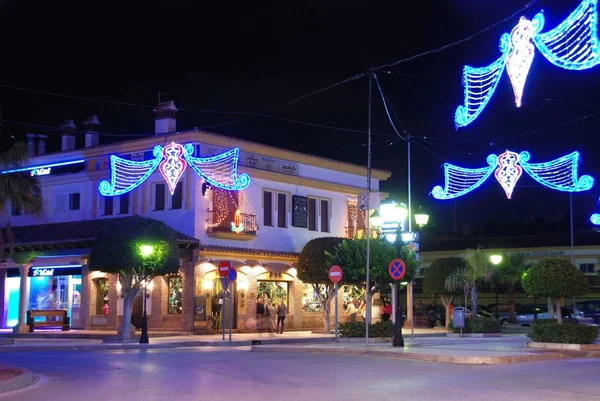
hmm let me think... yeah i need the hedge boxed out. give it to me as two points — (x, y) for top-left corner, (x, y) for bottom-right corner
(528, 319), (599, 344)
(448, 317), (501, 333)
(338, 321), (394, 338)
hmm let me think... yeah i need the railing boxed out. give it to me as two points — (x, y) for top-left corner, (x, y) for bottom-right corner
(345, 227), (379, 239)
(207, 210), (258, 235)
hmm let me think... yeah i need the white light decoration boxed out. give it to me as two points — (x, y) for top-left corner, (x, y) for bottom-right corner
(432, 150), (594, 200)
(455, 0), (600, 128)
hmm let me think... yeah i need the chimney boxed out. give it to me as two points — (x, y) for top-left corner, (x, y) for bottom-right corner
(26, 133), (37, 157)
(84, 115), (101, 147)
(153, 100), (177, 135)
(37, 134), (47, 155)
(60, 120), (77, 151)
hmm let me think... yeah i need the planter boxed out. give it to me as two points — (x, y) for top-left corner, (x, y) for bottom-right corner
(526, 341), (600, 351)
(447, 333), (502, 338)
(338, 337), (392, 343)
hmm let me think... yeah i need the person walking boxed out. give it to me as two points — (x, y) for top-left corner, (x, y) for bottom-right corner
(276, 299), (288, 334)
(264, 298), (276, 333)
(344, 298), (358, 323)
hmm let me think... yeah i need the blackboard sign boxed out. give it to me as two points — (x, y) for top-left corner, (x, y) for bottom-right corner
(292, 195), (308, 228)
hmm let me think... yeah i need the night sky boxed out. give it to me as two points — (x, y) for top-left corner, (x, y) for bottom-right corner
(1, 0), (599, 236)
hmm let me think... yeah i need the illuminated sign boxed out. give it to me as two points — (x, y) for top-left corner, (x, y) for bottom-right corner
(32, 268), (54, 276)
(30, 167), (51, 176)
(28, 264), (83, 277)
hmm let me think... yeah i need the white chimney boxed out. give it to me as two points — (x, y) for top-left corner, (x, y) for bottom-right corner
(154, 101), (177, 135)
(37, 134), (47, 155)
(60, 120), (77, 151)
(84, 115), (101, 147)
(26, 133), (36, 157)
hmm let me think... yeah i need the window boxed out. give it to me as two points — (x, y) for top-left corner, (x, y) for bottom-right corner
(263, 191), (273, 226)
(257, 281), (289, 310)
(320, 199), (330, 232)
(119, 194), (129, 214)
(154, 183), (166, 211)
(579, 263), (595, 274)
(96, 278), (109, 315)
(69, 193), (80, 210)
(11, 202), (21, 216)
(171, 182), (183, 210)
(168, 275), (183, 314)
(103, 197), (114, 216)
(308, 198), (317, 231)
(277, 193), (287, 228)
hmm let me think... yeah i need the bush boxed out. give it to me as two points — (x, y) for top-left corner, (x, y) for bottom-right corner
(448, 317), (501, 333)
(338, 321), (394, 338)
(528, 319), (599, 344)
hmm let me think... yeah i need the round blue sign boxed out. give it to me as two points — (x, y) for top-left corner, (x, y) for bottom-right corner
(227, 267), (237, 284)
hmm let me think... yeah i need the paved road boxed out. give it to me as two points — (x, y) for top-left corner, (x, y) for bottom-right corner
(2, 347), (599, 401)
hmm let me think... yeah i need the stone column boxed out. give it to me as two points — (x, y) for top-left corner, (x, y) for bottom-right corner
(13, 264), (31, 334)
(406, 283), (414, 328)
(79, 265), (91, 329)
(0, 269), (6, 328)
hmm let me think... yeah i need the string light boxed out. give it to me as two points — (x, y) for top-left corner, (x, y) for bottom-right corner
(99, 146), (162, 196)
(231, 209), (244, 233)
(183, 144), (250, 191)
(432, 150), (594, 200)
(159, 142), (187, 196)
(455, 0), (600, 128)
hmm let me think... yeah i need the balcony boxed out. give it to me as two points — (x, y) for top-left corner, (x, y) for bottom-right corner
(345, 227), (379, 239)
(206, 210), (257, 241)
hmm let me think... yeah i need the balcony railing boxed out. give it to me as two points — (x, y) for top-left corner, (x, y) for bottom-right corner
(345, 226), (379, 239)
(207, 210), (257, 236)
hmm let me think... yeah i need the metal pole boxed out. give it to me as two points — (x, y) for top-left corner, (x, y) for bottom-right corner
(391, 283), (396, 324)
(334, 283), (339, 342)
(408, 137), (412, 233)
(229, 284), (233, 343)
(222, 288), (226, 341)
(570, 193), (575, 265)
(140, 267), (149, 344)
(365, 72), (373, 345)
(410, 281), (414, 340)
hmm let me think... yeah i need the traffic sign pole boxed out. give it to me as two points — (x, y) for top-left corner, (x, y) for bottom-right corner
(229, 282), (233, 343)
(328, 265), (343, 342)
(334, 282), (339, 342)
(222, 286), (226, 341)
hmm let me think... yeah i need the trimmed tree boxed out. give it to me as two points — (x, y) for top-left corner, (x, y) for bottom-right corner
(89, 216), (181, 339)
(297, 237), (345, 331)
(522, 258), (589, 324)
(424, 257), (466, 327)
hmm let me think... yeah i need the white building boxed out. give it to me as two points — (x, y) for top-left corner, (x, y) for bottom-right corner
(1, 101), (390, 333)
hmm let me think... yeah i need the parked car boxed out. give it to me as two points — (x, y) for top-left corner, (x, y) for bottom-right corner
(486, 304), (522, 326)
(567, 307), (596, 325)
(515, 305), (577, 326)
(574, 301), (600, 324)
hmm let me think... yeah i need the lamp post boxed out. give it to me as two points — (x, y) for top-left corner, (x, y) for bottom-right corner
(489, 253), (503, 319)
(139, 245), (153, 344)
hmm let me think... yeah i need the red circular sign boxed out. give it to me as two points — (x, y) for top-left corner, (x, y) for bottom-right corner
(328, 265), (343, 284)
(388, 258), (406, 281)
(218, 261), (231, 277)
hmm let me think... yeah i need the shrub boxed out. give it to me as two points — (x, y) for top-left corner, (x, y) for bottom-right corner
(528, 319), (599, 344)
(448, 317), (501, 333)
(338, 321), (394, 338)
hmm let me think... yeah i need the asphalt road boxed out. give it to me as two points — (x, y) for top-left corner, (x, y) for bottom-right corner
(2, 347), (599, 401)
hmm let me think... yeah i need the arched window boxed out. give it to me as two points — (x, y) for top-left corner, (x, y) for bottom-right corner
(168, 275), (183, 315)
(96, 278), (109, 315)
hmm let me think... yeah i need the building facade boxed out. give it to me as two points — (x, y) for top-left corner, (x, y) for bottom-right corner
(0, 102), (391, 333)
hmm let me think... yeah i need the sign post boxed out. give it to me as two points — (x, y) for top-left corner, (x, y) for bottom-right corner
(218, 262), (231, 341)
(388, 258), (407, 347)
(227, 267), (237, 344)
(328, 265), (343, 342)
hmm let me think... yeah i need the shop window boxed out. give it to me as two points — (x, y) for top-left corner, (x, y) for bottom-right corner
(104, 197), (114, 216)
(69, 193), (81, 210)
(257, 280), (289, 310)
(171, 182), (183, 210)
(168, 275), (183, 314)
(119, 193), (130, 214)
(302, 284), (322, 312)
(96, 278), (109, 315)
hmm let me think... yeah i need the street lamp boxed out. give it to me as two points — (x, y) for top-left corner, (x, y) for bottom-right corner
(414, 213), (430, 228)
(139, 244), (153, 344)
(489, 253), (503, 319)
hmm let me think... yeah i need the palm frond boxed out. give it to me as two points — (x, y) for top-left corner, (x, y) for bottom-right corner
(0, 143), (44, 216)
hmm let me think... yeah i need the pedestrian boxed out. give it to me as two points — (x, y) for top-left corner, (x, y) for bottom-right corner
(345, 298), (358, 323)
(382, 300), (392, 322)
(428, 305), (436, 328)
(276, 299), (288, 334)
(256, 298), (265, 333)
(264, 298), (276, 333)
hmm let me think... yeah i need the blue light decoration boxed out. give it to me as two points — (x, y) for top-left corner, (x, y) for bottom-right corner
(432, 150), (594, 200)
(0, 159), (85, 175)
(455, 0), (600, 128)
(99, 141), (250, 197)
(591, 198), (600, 225)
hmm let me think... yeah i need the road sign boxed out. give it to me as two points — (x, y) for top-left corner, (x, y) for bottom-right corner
(218, 261), (231, 277)
(328, 265), (343, 284)
(227, 267), (237, 284)
(388, 258), (406, 281)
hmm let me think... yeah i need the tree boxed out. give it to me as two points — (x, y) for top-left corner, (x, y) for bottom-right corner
(0, 143), (44, 261)
(88, 216), (181, 339)
(297, 237), (345, 331)
(424, 257), (465, 327)
(445, 248), (497, 320)
(494, 253), (528, 320)
(522, 258), (589, 324)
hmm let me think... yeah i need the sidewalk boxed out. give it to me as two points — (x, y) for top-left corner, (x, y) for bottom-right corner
(250, 335), (572, 364)
(0, 365), (34, 395)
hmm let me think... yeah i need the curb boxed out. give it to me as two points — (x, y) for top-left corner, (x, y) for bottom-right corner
(249, 345), (568, 364)
(0, 366), (35, 394)
(527, 342), (600, 351)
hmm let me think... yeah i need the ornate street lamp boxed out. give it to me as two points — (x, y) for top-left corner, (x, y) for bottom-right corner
(139, 244), (153, 344)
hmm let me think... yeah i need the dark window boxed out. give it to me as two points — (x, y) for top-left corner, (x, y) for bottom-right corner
(69, 193), (80, 210)
(11, 202), (21, 216)
(308, 198), (317, 231)
(579, 263), (595, 274)
(171, 182), (183, 210)
(168, 276), (183, 314)
(320, 199), (330, 232)
(277, 193), (287, 228)
(119, 194), (129, 214)
(155, 184), (165, 211)
(104, 197), (113, 216)
(263, 191), (273, 226)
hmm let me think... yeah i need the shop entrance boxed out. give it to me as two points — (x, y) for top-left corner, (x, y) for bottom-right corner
(206, 276), (237, 330)
(130, 293), (144, 329)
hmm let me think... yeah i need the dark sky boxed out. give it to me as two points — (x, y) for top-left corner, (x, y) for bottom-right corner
(1, 0), (599, 235)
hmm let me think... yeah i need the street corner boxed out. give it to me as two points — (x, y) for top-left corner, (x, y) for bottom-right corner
(0, 365), (35, 395)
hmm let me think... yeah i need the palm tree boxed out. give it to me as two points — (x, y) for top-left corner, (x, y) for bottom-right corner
(0, 142), (44, 259)
(495, 253), (527, 321)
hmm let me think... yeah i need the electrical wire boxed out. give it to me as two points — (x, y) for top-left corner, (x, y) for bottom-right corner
(373, 74), (408, 141)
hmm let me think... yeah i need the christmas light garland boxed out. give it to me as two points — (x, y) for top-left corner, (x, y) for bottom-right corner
(455, 0), (600, 128)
